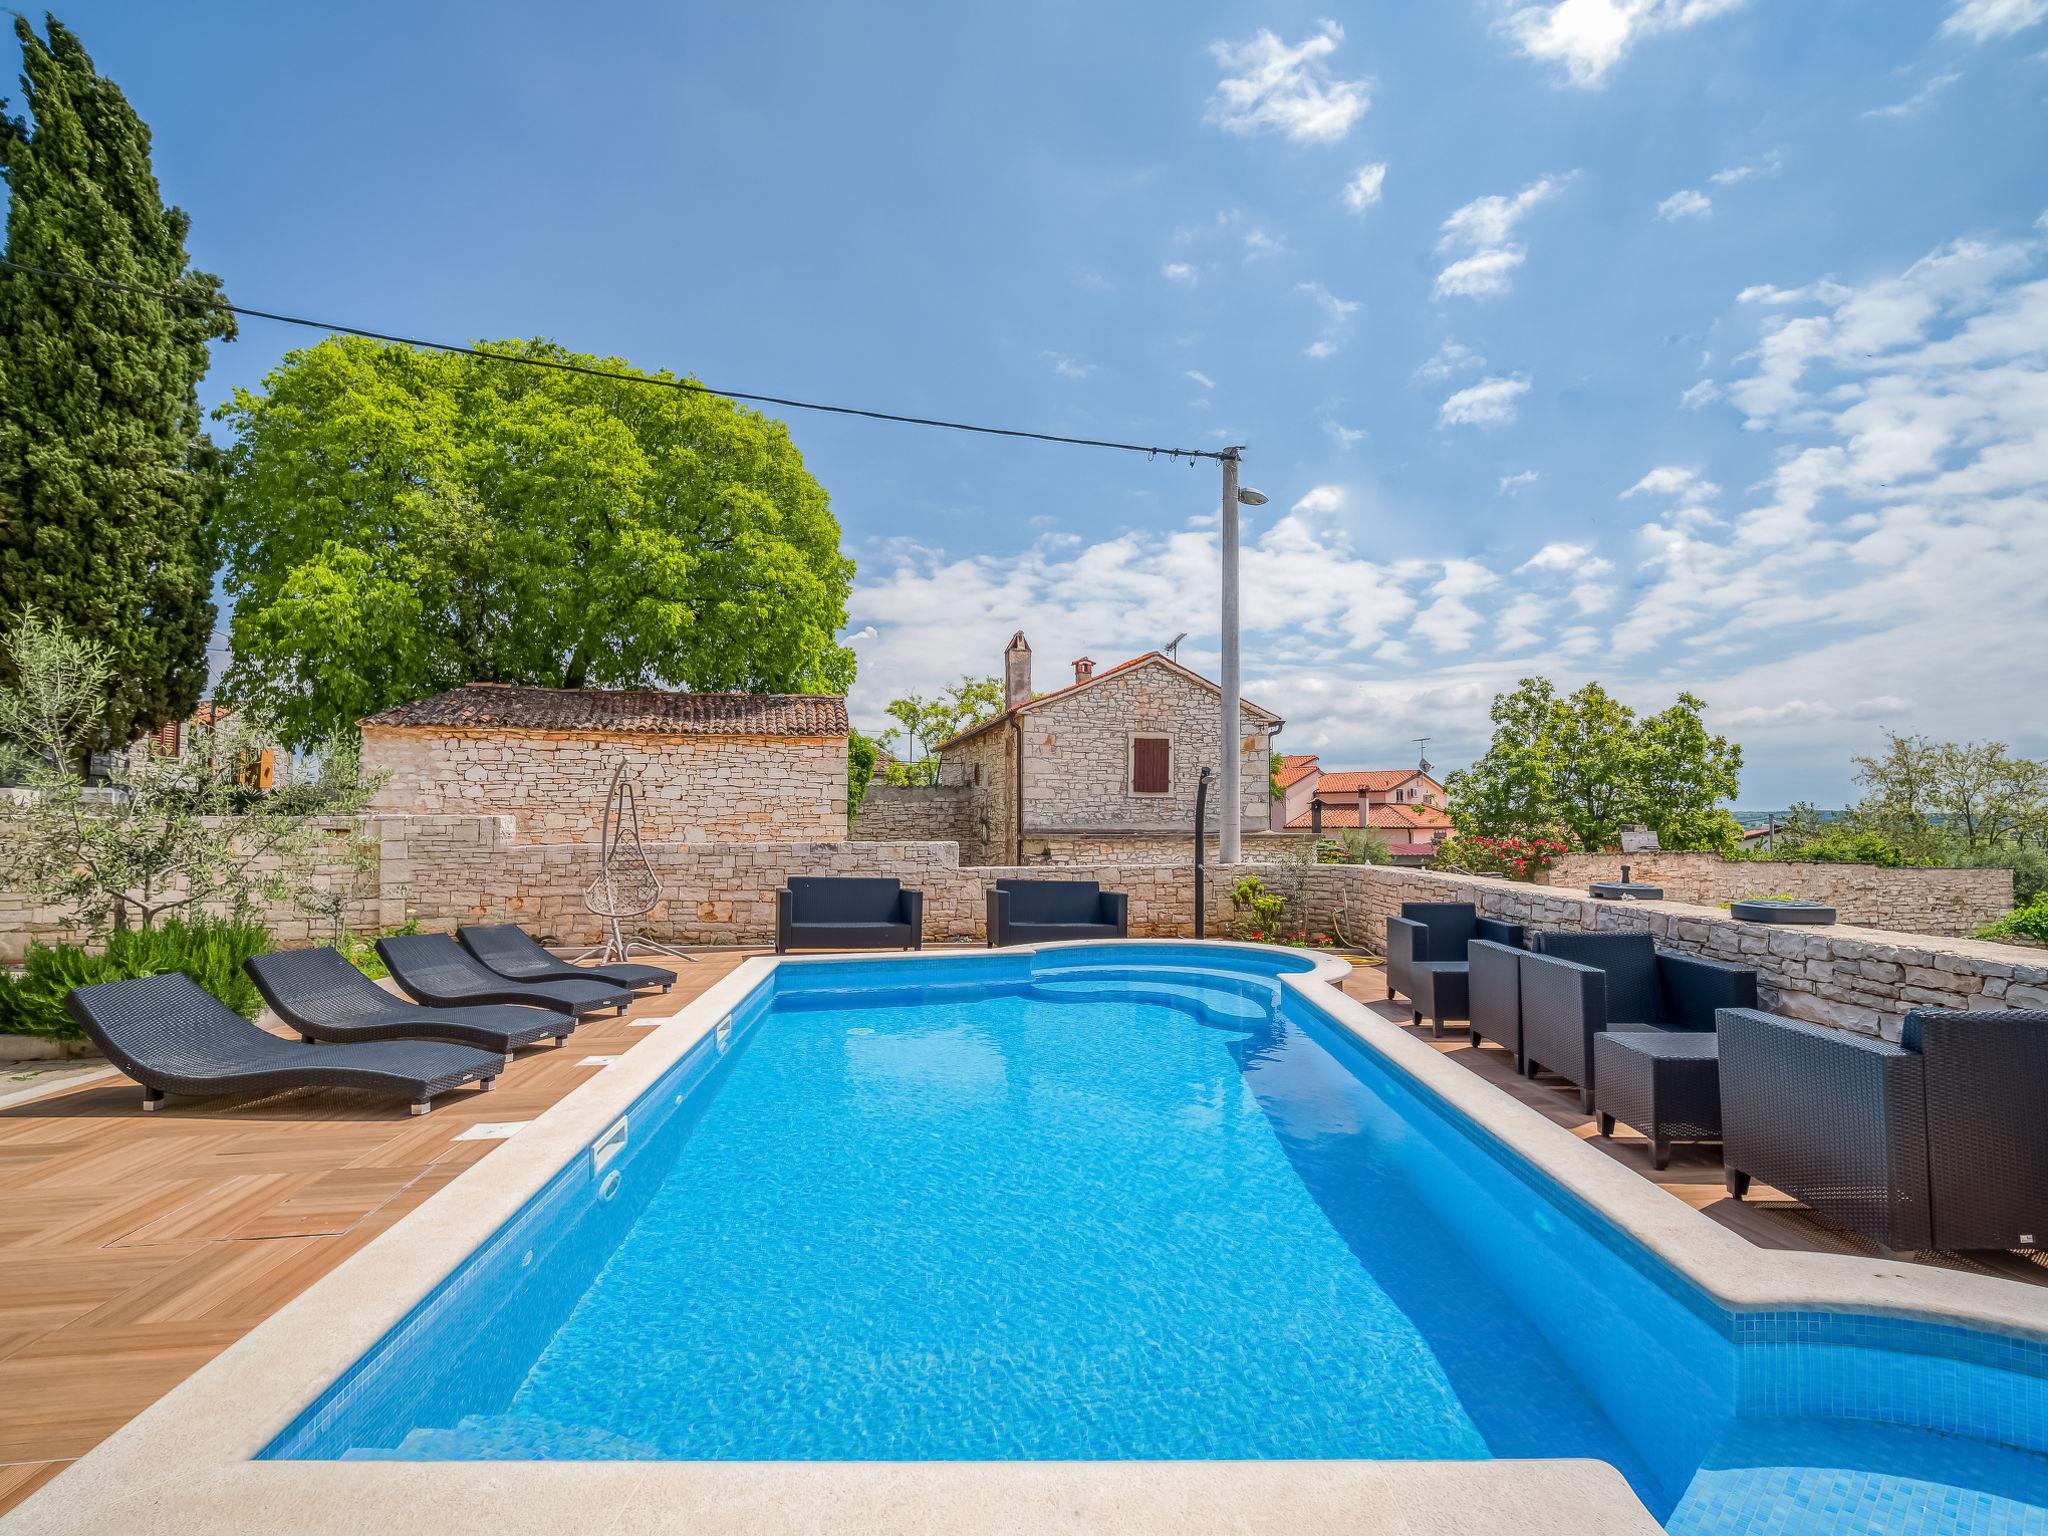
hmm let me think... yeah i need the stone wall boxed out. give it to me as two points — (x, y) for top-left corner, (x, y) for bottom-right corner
(1541, 851), (2012, 938)
(362, 725), (848, 845)
(851, 784), (983, 851)
(1274, 864), (2047, 1040)
(1021, 831), (1317, 865)
(0, 817), (391, 964)
(7, 815), (2041, 1042)
(935, 727), (1012, 865)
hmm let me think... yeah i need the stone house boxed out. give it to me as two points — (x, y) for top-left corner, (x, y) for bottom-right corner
(1273, 759), (1452, 858)
(361, 684), (849, 845)
(930, 633), (1283, 865)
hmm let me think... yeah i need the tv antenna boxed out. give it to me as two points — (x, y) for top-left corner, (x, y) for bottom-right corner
(1163, 631), (1188, 662)
(1414, 737), (1433, 772)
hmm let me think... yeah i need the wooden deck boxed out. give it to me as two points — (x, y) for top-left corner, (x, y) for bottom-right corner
(0, 951), (2038, 1515)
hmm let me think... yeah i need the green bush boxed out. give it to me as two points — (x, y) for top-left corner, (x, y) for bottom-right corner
(1953, 846), (2048, 906)
(1735, 828), (1921, 868)
(0, 916), (273, 1040)
(335, 918), (421, 980)
(1976, 897), (2048, 946)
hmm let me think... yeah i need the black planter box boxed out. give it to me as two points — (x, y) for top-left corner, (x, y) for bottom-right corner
(1729, 898), (1836, 925)
(1590, 882), (1665, 901)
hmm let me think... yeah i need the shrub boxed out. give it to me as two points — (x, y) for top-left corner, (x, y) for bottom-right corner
(1230, 875), (1288, 940)
(0, 916), (273, 1040)
(1953, 845), (2048, 907)
(1976, 897), (2048, 947)
(1432, 834), (1566, 881)
(335, 918), (421, 980)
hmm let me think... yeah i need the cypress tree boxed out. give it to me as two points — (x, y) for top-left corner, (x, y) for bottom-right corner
(0, 13), (234, 748)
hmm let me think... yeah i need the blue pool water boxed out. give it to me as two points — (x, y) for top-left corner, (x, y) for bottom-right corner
(267, 944), (2048, 1534)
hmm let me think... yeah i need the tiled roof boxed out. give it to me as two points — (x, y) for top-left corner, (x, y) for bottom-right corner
(1277, 754), (1320, 788)
(1314, 769), (1432, 794)
(360, 684), (848, 738)
(1286, 802), (1452, 832)
(935, 651), (1280, 751)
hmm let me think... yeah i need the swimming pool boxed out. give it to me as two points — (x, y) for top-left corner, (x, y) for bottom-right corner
(253, 942), (2048, 1534)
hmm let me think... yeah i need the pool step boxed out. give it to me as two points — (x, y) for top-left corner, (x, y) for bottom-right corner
(1029, 974), (1277, 1026)
(1665, 1417), (2048, 1536)
(346, 1412), (660, 1461)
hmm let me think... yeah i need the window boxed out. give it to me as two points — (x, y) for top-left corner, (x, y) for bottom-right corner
(1131, 735), (1171, 794)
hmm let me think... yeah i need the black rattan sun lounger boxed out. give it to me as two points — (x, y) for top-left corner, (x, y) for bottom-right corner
(245, 947), (578, 1060)
(375, 933), (633, 1018)
(457, 924), (675, 993)
(64, 972), (502, 1116)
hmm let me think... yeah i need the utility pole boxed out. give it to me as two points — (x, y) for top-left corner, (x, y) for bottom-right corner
(1218, 449), (1243, 867)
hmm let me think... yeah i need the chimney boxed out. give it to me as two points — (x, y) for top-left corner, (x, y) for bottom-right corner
(1072, 656), (1094, 685)
(1004, 631), (1033, 711)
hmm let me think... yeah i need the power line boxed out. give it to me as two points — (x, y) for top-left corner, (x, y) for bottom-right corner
(0, 258), (1236, 463)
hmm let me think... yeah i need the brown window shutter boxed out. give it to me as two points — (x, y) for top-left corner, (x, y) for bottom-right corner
(1132, 736), (1170, 793)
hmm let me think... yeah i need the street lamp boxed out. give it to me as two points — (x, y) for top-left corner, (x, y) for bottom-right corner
(1216, 453), (1266, 868)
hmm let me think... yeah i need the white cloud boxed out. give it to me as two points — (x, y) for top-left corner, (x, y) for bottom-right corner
(1710, 151), (1782, 187)
(1161, 261), (1198, 286)
(1656, 188), (1712, 221)
(1411, 560), (1499, 651)
(1494, 594), (1552, 650)
(1519, 541), (1610, 574)
(1864, 72), (1961, 119)
(1243, 227), (1286, 261)
(1323, 419), (1368, 451)
(1434, 249), (1527, 299)
(1205, 21), (1371, 143)
(1503, 0), (1749, 88)
(1297, 280), (1362, 358)
(1623, 465), (1720, 502)
(1185, 369), (1216, 390)
(1342, 162), (1388, 212)
(1292, 485), (1345, 514)
(1943, 0), (2048, 40)
(1438, 374), (1531, 427)
(1680, 379), (1723, 409)
(1499, 469), (1541, 494)
(1433, 175), (1571, 300)
(1416, 339), (1486, 383)
(1041, 351), (1095, 382)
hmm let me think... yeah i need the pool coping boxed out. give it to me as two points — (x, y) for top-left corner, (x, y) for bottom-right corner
(6, 937), (2044, 1535)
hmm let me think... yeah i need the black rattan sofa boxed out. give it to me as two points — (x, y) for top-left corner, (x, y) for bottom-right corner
(776, 877), (923, 954)
(376, 933), (632, 1017)
(459, 923), (675, 993)
(1385, 903), (1528, 1038)
(245, 946), (576, 1059)
(65, 972), (503, 1116)
(1721, 1006), (2048, 1253)
(1518, 932), (1758, 1111)
(986, 879), (1128, 947)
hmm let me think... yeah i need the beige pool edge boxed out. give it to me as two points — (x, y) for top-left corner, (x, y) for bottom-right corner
(5, 938), (2044, 1535)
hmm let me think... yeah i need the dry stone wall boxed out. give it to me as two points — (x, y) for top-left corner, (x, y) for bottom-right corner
(362, 725), (848, 845)
(851, 784), (982, 850)
(5, 814), (2040, 1043)
(1542, 851), (2012, 937)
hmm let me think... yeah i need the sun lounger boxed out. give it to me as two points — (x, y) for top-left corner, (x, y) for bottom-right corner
(457, 923), (674, 993)
(245, 946), (576, 1060)
(64, 972), (502, 1116)
(375, 933), (632, 1017)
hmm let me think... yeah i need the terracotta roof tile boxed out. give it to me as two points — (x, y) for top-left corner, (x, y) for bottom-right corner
(1314, 769), (1429, 793)
(360, 684), (848, 738)
(1277, 754), (1320, 787)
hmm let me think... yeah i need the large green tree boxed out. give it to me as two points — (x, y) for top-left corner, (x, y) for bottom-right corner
(1447, 677), (1744, 852)
(213, 337), (856, 747)
(0, 14), (232, 747)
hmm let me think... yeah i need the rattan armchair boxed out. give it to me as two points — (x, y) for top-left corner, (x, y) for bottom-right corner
(1385, 903), (1528, 1037)
(1519, 932), (1757, 1111)
(1720, 1006), (2048, 1253)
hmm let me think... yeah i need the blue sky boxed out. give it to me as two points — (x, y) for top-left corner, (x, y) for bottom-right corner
(43, 0), (2048, 804)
